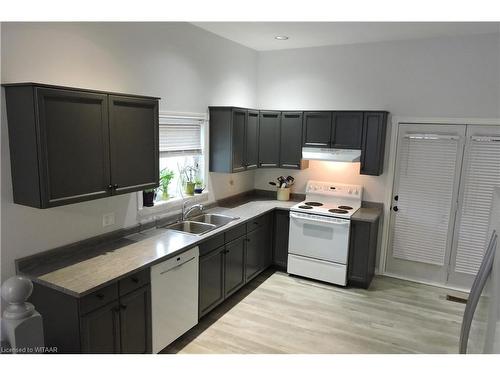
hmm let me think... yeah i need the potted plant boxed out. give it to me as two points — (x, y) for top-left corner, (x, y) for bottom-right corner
(194, 178), (204, 194)
(142, 188), (156, 207)
(159, 168), (174, 200)
(180, 165), (197, 196)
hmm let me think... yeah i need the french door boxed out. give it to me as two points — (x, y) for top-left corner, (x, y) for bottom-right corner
(386, 123), (500, 289)
(386, 124), (466, 284)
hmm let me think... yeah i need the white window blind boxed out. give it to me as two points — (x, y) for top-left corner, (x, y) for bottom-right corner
(454, 136), (500, 275)
(392, 135), (460, 265)
(159, 114), (203, 156)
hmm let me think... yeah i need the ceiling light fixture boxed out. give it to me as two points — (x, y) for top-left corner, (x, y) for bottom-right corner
(274, 35), (289, 40)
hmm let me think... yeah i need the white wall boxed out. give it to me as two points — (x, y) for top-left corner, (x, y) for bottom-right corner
(0, 22), (258, 281)
(255, 32), (500, 200)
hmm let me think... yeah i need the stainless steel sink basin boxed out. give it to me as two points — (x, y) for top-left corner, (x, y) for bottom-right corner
(166, 221), (216, 235)
(191, 213), (238, 227)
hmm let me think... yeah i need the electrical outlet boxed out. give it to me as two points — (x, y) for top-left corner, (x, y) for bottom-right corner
(102, 212), (115, 227)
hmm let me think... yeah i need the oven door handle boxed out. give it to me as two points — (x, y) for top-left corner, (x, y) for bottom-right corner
(290, 212), (350, 225)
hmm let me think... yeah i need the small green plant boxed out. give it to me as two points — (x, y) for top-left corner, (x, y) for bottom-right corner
(194, 177), (203, 188)
(159, 168), (174, 199)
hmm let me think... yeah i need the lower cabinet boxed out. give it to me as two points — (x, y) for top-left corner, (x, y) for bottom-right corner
(246, 224), (272, 282)
(273, 210), (290, 269)
(198, 213), (273, 318)
(118, 286), (152, 354)
(348, 218), (380, 289)
(199, 246), (225, 317)
(80, 301), (121, 354)
(30, 270), (152, 353)
(224, 237), (246, 298)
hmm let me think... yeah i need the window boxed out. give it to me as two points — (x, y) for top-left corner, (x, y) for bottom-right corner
(138, 112), (208, 213)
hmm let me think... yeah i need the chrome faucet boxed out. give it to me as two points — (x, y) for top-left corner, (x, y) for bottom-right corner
(181, 201), (204, 221)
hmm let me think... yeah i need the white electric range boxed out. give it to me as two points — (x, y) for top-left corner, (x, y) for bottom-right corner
(287, 180), (363, 286)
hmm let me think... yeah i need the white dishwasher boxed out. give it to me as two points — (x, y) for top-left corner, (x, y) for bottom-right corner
(151, 246), (199, 353)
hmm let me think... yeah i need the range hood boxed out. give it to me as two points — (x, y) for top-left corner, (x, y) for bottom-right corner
(302, 147), (361, 162)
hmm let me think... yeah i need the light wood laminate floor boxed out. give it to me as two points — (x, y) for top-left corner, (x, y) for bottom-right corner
(163, 270), (465, 354)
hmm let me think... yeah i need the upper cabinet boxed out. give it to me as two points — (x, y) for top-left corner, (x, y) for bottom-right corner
(209, 107), (259, 173)
(302, 111), (332, 147)
(3, 83), (160, 208)
(258, 111), (281, 168)
(331, 111), (364, 149)
(360, 112), (388, 176)
(279, 112), (305, 169)
(245, 111), (259, 170)
(108, 95), (159, 195)
(209, 107), (388, 176)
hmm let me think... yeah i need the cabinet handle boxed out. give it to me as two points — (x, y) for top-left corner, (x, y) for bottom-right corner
(120, 304), (127, 310)
(246, 164), (257, 169)
(245, 238), (251, 242)
(393, 206), (399, 212)
(260, 163), (277, 167)
(113, 184), (118, 189)
(305, 142), (329, 146)
(281, 163), (298, 168)
(96, 293), (105, 300)
(131, 277), (139, 283)
(107, 185), (113, 190)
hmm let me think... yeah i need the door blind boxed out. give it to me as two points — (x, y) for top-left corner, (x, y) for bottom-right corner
(454, 136), (500, 275)
(392, 135), (460, 265)
(159, 115), (203, 156)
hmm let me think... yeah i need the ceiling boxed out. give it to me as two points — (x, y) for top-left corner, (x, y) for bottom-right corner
(192, 22), (500, 51)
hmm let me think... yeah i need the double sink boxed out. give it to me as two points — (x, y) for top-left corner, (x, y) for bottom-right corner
(165, 213), (239, 236)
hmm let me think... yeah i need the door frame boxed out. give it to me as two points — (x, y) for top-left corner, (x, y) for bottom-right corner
(379, 116), (500, 290)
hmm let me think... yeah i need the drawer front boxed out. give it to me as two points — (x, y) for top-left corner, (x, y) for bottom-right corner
(119, 269), (150, 296)
(225, 224), (246, 243)
(80, 283), (119, 315)
(199, 233), (225, 257)
(246, 214), (270, 233)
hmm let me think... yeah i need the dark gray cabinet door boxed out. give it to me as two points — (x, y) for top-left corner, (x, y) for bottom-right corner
(80, 301), (120, 353)
(360, 112), (387, 176)
(245, 111), (259, 170)
(119, 285), (152, 354)
(199, 246), (225, 317)
(232, 109), (247, 173)
(280, 112), (303, 169)
(332, 111), (364, 149)
(303, 112), (332, 147)
(245, 225), (271, 282)
(273, 210), (290, 269)
(224, 237), (245, 298)
(36, 88), (111, 207)
(348, 218), (379, 289)
(258, 111), (281, 167)
(245, 229), (260, 282)
(108, 95), (159, 195)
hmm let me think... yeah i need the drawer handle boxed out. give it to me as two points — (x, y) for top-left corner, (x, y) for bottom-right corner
(131, 277), (139, 283)
(253, 221), (259, 225)
(245, 238), (251, 242)
(96, 293), (105, 300)
(120, 304), (127, 310)
(282, 164), (299, 168)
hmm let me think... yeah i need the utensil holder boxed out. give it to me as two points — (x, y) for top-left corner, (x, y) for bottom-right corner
(277, 187), (291, 201)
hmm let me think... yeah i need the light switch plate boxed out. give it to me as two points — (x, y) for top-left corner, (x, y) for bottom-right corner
(102, 212), (115, 227)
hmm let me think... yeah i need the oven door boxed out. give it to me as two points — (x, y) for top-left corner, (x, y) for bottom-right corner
(288, 211), (350, 264)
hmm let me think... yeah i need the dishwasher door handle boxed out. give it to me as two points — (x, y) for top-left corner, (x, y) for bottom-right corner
(159, 256), (196, 275)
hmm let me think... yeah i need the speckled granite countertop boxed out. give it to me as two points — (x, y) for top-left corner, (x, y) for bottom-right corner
(30, 200), (297, 297)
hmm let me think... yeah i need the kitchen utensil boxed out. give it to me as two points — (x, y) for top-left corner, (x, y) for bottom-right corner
(269, 181), (277, 187)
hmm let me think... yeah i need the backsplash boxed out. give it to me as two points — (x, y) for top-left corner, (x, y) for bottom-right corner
(253, 160), (387, 202)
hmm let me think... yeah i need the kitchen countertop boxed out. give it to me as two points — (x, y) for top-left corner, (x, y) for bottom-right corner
(23, 198), (382, 298)
(30, 200), (297, 297)
(352, 206), (383, 223)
